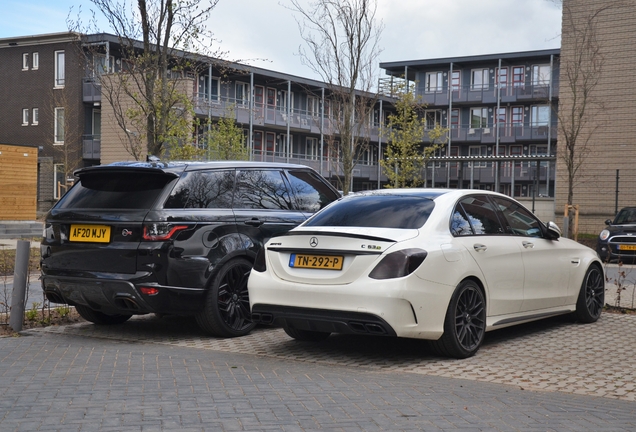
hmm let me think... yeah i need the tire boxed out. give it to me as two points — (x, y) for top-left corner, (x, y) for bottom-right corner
(575, 264), (604, 323)
(283, 326), (331, 342)
(430, 280), (486, 359)
(75, 304), (132, 325)
(196, 258), (256, 337)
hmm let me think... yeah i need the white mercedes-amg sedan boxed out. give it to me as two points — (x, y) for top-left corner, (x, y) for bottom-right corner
(248, 189), (604, 358)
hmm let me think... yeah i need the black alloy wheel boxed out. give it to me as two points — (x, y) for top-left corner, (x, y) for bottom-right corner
(575, 265), (604, 323)
(430, 280), (486, 359)
(196, 258), (256, 337)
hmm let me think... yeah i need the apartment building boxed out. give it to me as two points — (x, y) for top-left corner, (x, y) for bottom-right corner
(380, 50), (559, 208)
(0, 32), (394, 215)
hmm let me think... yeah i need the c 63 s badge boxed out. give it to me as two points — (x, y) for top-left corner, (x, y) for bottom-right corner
(362, 244), (382, 250)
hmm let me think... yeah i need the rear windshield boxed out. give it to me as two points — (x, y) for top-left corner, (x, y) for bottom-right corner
(304, 195), (435, 229)
(56, 172), (174, 209)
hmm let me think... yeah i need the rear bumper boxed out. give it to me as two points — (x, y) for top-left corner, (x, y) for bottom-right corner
(41, 275), (206, 316)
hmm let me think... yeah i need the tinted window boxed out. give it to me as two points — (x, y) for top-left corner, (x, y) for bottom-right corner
(451, 207), (473, 236)
(491, 196), (543, 237)
(305, 195), (435, 229)
(57, 172), (173, 209)
(455, 196), (504, 235)
(164, 170), (235, 209)
(234, 170), (293, 210)
(287, 170), (339, 212)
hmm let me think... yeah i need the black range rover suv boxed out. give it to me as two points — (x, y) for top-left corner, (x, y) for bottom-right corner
(41, 160), (340, 337)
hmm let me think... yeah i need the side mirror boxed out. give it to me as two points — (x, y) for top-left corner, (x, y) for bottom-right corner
(546, 221), (561, 240)
(605, 219), (612, 226)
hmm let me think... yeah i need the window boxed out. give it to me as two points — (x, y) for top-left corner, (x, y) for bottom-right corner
(234, 170), (293, 210)
(277, 90), (293, 111)
(512, 66), (525, 88)
(307, 96), (320, 116)
(454, 196), (504, 235)
(496, 67), (508, 89)
(305, 137), (319, 160)
(531, 105), (550, 127)
(22, 109), (29, 125)
(54, 107), (65, 143)
(32, 52), (39, 69)
(54, 50), (65, 87)
(469, 146), (487, 167)
(511, 106), (523, 126)
(32, 108), (38, 125)
(266, 88), (276, 107)
(164, 170), (235, 209)
(491, 197), (542, 237)
(286, 170), (340, 212)
(425, 72), (443, 93)
(532, 65), (551, 86)
(22, 53), (28, 70)
(425, 110), (442, 129)
(235, 82), (249, 105)
(93, 54), (114, 76)
(450, 109), (459, 129)
(451, 70), (461, 92)
(470, 107), (488, 128)
(471, 68), (489, 90)
(198, 75), (219, 101)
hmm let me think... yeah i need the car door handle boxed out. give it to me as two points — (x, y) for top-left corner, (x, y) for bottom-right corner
(522, 241), (534, 249)
(244, 218), (263, 227)
(473, 244), (487, 252)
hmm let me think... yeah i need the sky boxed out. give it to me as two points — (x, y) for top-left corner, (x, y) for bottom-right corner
(1, 0), (562, 80)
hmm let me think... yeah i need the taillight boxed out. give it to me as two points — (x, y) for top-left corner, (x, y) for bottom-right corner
(140, 286), (160, 296)
(142, 223), (188, 241)
(368, 248), (427, 280)
(253, 247), (267, 272)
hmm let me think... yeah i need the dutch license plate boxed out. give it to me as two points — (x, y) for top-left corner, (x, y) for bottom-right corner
(618, 244), (636, 251)
(69, 225), (111, 243)
(289, 253), (344, 270)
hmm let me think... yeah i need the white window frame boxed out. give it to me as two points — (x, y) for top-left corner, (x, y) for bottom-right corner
(424, 110), (442, 130)
(531, 105), (550, 127)
(470, 107), (488, 129)
(425, 71), (443, 93)
(32, 108), (38, 125)
(32, 52), (39, 70)
(532, 64), (551, 86)
(307, 96), (320, 116)
(22, 53), (29, 70)
(305, 137), (319, 160)
(235, 82), (250, 106)
(54, 50), (65, 88)
(54, 107), (65, 144)
(471, 68), (489, 90)
(22, 108), (29, 125)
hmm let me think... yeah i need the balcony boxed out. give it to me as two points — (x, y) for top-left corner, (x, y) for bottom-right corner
(419, 82), (558, 107)
(83, 135), (100, 159)
(450, 123), (555, 143)
(194, 96), (382, 142)
(83, 78), (101, 104)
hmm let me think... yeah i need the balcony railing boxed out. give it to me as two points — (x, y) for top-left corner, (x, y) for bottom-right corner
(419, 82), (558, 106)
(83, 135), (100, 159)
(449, 123), (556, 143)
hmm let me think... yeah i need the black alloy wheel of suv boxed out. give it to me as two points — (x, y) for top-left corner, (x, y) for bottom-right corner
(40, 160), (340, 337)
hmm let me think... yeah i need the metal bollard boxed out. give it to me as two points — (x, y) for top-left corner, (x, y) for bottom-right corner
(9, 240), (31, 332)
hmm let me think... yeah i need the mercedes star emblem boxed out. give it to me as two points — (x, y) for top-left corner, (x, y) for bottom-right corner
(309, 237), (319, 247)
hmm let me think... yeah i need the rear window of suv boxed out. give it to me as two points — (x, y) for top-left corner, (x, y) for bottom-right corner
(56, 172), (175, 209)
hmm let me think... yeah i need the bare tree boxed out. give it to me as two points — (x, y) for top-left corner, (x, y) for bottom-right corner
(557, 1), (613, 208)
(289, 0), (383, 194)
(70, 0), (221, 159)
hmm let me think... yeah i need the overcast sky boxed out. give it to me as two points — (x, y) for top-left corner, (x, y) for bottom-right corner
(1, 0), (562, 80)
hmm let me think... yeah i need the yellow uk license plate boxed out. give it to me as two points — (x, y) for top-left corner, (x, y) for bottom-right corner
(618, 244), (636, 251)
(289, 253), (344, 270)
(69, 225), (111, 243)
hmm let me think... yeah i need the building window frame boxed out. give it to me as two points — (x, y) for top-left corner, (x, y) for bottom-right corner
(32, 52), (39, 70)
(235, 82), (250, 106)
(22, 53), (29, 70)
(305, 137), (319, 160)
(451, 70), (461, 92)
(469, 107), (488, 129)
(32, 108), (39, 126)
(22, 108), (29, 125)
(425, 71), (443, 93)
(471, 68), (489, 91)
(54, 107), (65, 144)
(532, 64), (551, 86)
(54, 50), (65, 88)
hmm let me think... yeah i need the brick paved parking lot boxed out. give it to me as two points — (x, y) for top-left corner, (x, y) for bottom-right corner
(0, 312), (633, 431)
